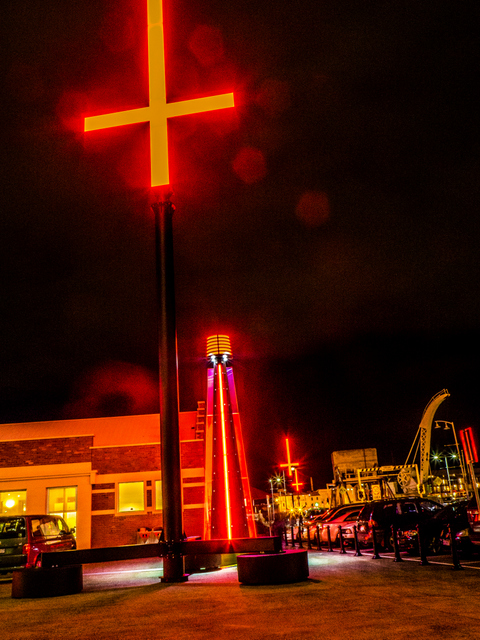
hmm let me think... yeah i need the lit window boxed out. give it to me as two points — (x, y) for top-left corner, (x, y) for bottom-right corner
(118, 482), (145, 512)
(47, 486), (77, 529)
(155, 480), (162, 511)
(0, 490), (27, 515)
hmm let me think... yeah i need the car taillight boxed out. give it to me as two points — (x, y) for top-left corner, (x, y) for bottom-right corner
(22, 543), (33, 567)
(468, 510), (480, 522)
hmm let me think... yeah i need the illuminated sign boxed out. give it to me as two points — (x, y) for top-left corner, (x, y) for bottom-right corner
(460, 427), (479, 464)
(85, 0), (234, 187)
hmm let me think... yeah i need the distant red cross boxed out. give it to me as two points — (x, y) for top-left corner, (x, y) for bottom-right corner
(292, 469), (304, 492)
(279, 438), (300, 477)
(84, 0), (234, 187)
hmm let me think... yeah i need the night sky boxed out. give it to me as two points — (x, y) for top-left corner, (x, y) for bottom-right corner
(1, 0), (479, 491)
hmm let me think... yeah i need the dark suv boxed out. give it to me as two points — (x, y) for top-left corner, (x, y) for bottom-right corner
(0, 515), (76, 575)
(356, 497), (443, 549)
(466, 496), (480, 547)
(397, 499), (470, 555)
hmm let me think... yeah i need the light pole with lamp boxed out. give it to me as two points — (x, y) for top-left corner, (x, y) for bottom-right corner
(84, 0), (234, 583)
(268, 478), (276, 534)
(435, 421), (468, 495)
(432, 453), (453, 495)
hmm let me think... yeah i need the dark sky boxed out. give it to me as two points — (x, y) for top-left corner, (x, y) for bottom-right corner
(1, 0), (480, 491)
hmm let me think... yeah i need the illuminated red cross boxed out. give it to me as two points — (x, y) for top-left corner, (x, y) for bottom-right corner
(85, 0), (234, 187)
(279, 438), (301, 477)
(292, 469), (304, 492)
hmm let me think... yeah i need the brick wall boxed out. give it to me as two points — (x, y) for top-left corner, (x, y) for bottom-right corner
(0, 436), (93, 467)
(183, 485), (204, 506)
(91, 445), (161, 474)
(181, 441), (204, 468)
(90, 508), (205, 547)
(183, 508), (204, 538)
(91, 513), (165, 547)
(92, 492), (115, 511)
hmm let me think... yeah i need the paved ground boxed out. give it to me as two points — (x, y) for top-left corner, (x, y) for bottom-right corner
(2, 549), (480, 640)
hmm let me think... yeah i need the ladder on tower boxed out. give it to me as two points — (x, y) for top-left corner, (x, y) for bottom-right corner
(195, 400), (206, 439)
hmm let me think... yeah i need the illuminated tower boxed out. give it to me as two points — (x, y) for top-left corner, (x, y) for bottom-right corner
(204, 336), (256, 539)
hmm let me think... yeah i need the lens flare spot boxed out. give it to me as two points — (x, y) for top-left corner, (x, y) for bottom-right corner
(295, 191), (330, 227)
(232, 147), (267, 184)
(188, 25), (225, 67)
(255, 78), (291, 116)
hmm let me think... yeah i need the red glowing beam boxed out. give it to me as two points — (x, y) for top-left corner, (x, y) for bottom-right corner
(218, 363), (232, 539)
(84, 0), (234, 187)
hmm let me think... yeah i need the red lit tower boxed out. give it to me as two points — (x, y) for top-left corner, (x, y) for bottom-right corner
(204, 336), (256, 540)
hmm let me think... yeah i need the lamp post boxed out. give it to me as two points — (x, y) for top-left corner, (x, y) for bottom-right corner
(269, 478), (275, 532)
(84, 0), (235, 583)
(432, 453), (452, 495)
(152, 198), (185, 583)
(435, 421), (469, 495)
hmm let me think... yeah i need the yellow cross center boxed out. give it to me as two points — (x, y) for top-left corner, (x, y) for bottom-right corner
(84, 0), (234, 187)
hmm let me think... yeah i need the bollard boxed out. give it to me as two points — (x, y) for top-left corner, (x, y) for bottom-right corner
(326, 525), (333, 552)
(316, 525), (321, 550)
(391, 524), (403, 562)
(338, 526), (347, 554)
(371, 526), (381, 559)
(298, 527), (303, 549)
(290, 524), (295, 548)
(417, 523), (429, 566)
(450, 522), (463, 571)
(306, 524), (312, 550)
(353, 525), (362, 556)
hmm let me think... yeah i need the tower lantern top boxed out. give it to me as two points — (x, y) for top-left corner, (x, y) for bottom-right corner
(207, 335), (232, 365)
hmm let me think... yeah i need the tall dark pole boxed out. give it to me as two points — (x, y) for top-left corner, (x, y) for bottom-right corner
(152, 198), (186, 583)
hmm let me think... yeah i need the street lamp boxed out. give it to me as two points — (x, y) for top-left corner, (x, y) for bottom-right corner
(268, 478), (275, 529)
(435, 421), (468, 495)
(432, 453), (453, 494)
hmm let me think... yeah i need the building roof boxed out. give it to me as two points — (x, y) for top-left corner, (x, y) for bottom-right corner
(0, 412), (199, 447)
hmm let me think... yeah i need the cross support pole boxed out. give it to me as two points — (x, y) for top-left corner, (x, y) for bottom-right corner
(152, 199), (187, 583)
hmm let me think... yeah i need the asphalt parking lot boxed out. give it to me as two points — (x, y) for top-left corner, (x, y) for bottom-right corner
(2, 548), (480, 640)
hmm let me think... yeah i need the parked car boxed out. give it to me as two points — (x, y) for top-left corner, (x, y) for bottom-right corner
(316, 507), (363, 545)
(466, 496), (480, 548)
(305, 503), (363, 539)
(353, 497), (443, 550)
(396, 498), (470, 555)
(0, 515), (76, 575)
(434, 523), (477, 556)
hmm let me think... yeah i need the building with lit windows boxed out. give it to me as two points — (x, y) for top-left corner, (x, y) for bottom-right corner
(0, 411), (206, 550)
(0, 335), (256, 550)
